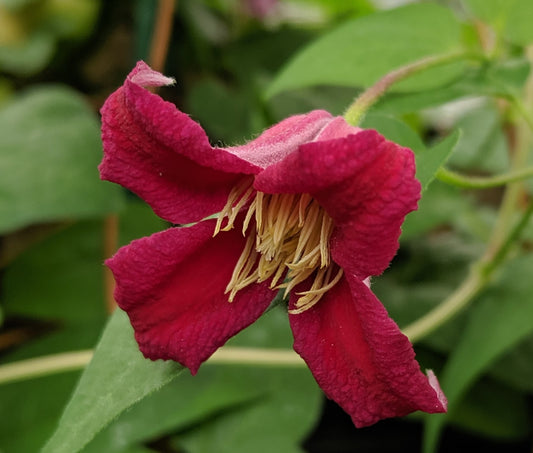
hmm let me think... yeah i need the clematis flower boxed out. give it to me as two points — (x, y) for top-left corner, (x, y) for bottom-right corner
(100, 61), (447, 428)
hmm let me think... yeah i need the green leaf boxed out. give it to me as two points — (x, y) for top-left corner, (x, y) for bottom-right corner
(0, 86), (124, 233)
(463, 0), (509, 25)
(448, 378), (530, 440)
(490, 334), (533, 392)
(4, 220), (108, 325)
(82, 307), (320, 453)
(187, 78), (253, 145)
(416, 130), (461, 192)
(81, 365), (265, 453)
(375, 59), (530, 115)
(464, 0), (533, 45)
(266, 3), (463, 97)
(0, 204), (166, 452)
(448, 104), (509, 173)
(173, 307), (321, 453)
(42, 310), (184, 453)
(361, 113), (425, 153)
(504, 0), (533, 45)
(0, 372), (82, 453)
(176, 369), (320, 453)
(401, 182), (473, 241)
(423, 255), (533, 453)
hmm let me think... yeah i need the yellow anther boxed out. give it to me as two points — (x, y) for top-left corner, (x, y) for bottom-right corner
(215, 182), (341, 312)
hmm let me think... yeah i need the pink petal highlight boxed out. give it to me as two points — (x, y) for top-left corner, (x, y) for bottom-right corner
(225, 110), (333, 169)
(289, 275), (446, 428)
(107, 220), (275, 374)
(254, 129), (420, 279)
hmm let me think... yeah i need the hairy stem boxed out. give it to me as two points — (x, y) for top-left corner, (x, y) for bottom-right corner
(343, 51), (475, 126)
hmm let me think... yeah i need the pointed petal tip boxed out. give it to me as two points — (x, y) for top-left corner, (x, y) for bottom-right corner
(426, 369), (448, 412)
(138, 341), (201, 375)
(128, 60), (176, 88)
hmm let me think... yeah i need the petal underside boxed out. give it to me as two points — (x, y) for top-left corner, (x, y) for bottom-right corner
(254, 129), (421, 279)
(107, 219), (275, 374)
(289, 274), (447, 428)
(100, 62), (260, 224)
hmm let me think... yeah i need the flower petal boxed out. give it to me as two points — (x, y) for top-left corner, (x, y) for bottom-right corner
(225, 110), (333, 169)
(289, 274), (447, 428)
(107, 219), (275, 374)
(100, 61), (260, 224)
(254, 129), (420, 278)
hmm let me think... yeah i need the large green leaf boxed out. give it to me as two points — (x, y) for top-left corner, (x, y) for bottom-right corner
(465, 0), (533, 45)
(173, 307), (321, 453)
(423, 255), (533, 452)
(176, 368), (319, 453)
(0, 203), (166, 452)
(266, 3), (463, 98)
(42, 310), (184, 453)
(81, 307), (320, 453)
(0, 86), (124, 234)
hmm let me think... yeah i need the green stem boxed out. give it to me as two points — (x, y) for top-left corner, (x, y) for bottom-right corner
(0, 347), (304, 385)
(343, 51), (476, 126)
(437, 166), (533, 189)
(485, 45), (533, 257)
(403, 45), (533, 343)
(404, 201), (533, 342)
(403, 267), (483, 343)
(0, 350), (94, 385)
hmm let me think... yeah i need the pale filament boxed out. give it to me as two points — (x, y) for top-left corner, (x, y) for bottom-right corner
(215, 180), (343, 313)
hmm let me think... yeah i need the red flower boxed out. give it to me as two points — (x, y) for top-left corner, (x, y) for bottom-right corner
(100, 61), (447, 428)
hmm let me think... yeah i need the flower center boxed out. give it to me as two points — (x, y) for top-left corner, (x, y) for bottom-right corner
(214, 179), (343, 314)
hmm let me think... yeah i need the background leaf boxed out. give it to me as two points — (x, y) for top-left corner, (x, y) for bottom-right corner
(0, 202), (166, 453)
(0, 86), (124, 234)
(266, 3), (463, 97)
(423, 255), (533, 452)
(416, 130), (461, 191)
(464, 0), (533, 45)
(42, 310), (184, 453)
(81, 307), (321, 453)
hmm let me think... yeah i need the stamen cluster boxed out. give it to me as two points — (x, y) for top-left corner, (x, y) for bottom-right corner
(214, 180), (343, 313)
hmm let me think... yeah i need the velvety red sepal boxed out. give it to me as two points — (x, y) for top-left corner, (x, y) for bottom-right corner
(107, 220), (275, 374)
(100, 61), (260, 224)
(254, 129), (420, 279)
(289, 274), (447, 428)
